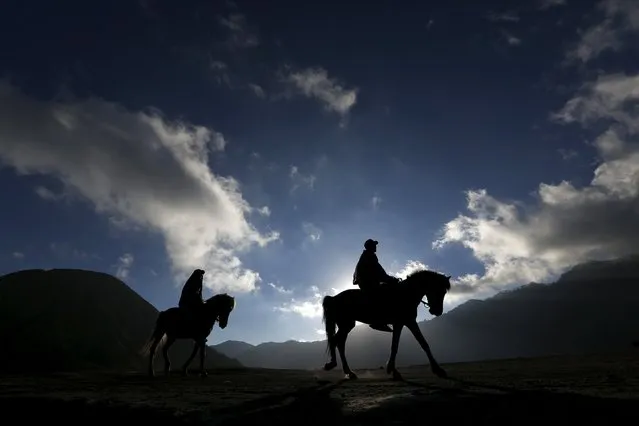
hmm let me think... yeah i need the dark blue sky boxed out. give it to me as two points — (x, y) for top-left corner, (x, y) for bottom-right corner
(1, 0), (638, 344)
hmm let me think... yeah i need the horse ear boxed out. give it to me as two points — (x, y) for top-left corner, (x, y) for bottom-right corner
(446, 275), (451, 280)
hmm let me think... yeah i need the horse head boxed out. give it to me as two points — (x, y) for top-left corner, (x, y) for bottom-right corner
(204, 293), (236, 329)
(403, 270), (451, 316)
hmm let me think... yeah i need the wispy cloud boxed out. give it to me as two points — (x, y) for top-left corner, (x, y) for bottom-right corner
(302, 222), (322, 242)
(217, 13), (260, 50)
(268, 282), (293, 295)
(12, 251), (24, 259)
(371, 195), (382, 210)
(486, 11), (520, 23)
(284, 67), (358, 123)
(289, 165), (316, 193)
(539, 0), (567, 10)
(566, 0), (639, 64)
(114, 253), (134, 280)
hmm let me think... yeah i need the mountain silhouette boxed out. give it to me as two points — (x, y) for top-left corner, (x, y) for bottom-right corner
(213, 256), (639, 370)
(0, 268), (241, 372)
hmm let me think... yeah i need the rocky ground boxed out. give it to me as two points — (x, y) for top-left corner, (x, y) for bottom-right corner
(1, 351), (638, 425)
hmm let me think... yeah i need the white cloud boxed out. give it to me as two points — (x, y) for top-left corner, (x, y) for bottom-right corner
(268, 282), (293, 295)
(0, 80), (279, 293)
(284, 67), (358, 121)
(302, 222), (322, 242)
(371, 195), (382, 210)
(256, 206), (271, 216)
(393, 260), (429, 279)
(566, 0), (639, 63)
(433, 72), (639, 294)
(276, 285), (323, 319)
(12, 252), (24, 259)
(114, 253), (134, 280)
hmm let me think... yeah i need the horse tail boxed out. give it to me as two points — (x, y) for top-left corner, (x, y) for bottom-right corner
(139, 311), (167, 356)
(322, 295), (336, 355)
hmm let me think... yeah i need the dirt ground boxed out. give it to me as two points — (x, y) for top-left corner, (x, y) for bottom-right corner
(1, 351), (638, 425)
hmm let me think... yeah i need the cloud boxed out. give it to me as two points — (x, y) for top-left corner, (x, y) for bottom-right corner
(558, 148), (579, 161)
(371, 195), (382, 210)
(256, 206), (271, 216)
(539, 0), (566, 9)
(0, 80), (279, 293)
(34, 186), (63, 201)
(433, 72), (639, 293)
(302, 222), (322, 242)
(276, 285), (323, 319)
(284, 67), (358, 121)
(268, 282), (293, 295)
(217, 13), (260, 50)
(289, 165), (316, 192)
(566, 0), (639, 63)
(12, 252), (24, 259)
(114, 253), (134, 280)
(487, 12), (520, 23)
(502, 31), (522, 46)
(393, 260), (429, 279)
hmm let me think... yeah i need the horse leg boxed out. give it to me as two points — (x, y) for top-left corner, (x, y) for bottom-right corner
(406, 321), (447, 378)
(336, 320), (357, 379)
(198, 338), (208, 378)
(147, 337), (162, 377)
(386, 324), (404, 381)
(182, 341), (199, 376)
(162, 336), (176, 376)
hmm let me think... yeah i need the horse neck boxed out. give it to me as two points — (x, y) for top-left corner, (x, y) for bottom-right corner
(202, 301), (219, 322)
(405, 278), (429, 304)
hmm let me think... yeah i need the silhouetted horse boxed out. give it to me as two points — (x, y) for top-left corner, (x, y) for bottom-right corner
(141, 293), (236, 377)
(322, 269), (451, 380)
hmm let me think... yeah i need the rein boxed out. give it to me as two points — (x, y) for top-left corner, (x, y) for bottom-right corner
(421, 299), (430, 308)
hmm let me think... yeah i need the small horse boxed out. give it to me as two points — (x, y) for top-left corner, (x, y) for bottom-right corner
(322, 269), (451, 380)
(141, 293), (236, 377)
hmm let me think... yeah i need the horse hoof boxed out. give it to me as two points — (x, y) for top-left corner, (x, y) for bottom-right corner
(345, 372), (358, 380)
(182, 369), (189, 377)
(323, 361), (337, 371)
(391, 370), (403, 381)
(200, 371), (208, 378)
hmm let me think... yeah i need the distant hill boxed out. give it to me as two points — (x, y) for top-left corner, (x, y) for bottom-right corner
(0, 269), (242, 373)
(213, 256), (639, 370)
(213, 340), (255, 359)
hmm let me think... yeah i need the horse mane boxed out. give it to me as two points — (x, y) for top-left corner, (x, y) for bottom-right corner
(205, 293), (236, 310)
(404, 269), (451, 291)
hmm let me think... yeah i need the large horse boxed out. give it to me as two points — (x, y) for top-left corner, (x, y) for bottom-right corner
(141, 293), (236, 377)
(322, 269), (451, 380)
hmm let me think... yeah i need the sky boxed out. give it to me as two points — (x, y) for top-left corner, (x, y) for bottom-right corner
(1, 0), (638, 345)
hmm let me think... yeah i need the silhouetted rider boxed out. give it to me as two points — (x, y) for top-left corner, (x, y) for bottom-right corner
(353, 239), (400, 332)
(179, 269), (205, 321)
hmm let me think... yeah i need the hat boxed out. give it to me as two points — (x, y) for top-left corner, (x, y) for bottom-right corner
(364, 239), (378, 249)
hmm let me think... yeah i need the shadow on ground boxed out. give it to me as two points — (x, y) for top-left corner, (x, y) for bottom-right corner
(1, 376), (637, 425)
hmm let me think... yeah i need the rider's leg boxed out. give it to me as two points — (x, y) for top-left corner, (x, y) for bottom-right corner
(360, 281), (392, 333)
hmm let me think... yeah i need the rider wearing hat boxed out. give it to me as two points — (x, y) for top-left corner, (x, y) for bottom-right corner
(353, 239), (400, 332)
